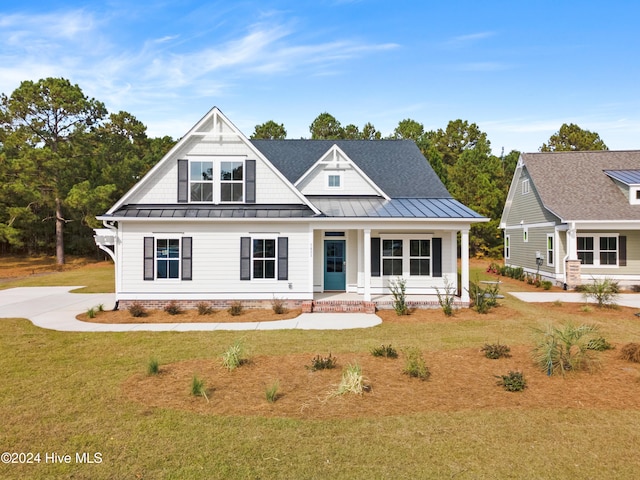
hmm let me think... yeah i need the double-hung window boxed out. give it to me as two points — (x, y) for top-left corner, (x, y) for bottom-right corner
(577, 235), (618, 266)
(252, 239), (276, 279)
(156, 239), (180, 278)
(577, 237), (594, 265)
(505, 235), (511, 260)
(190, 161), (214, 202)
(546, 234), (554, 266)
(382, 239), (403, 276)
(409, 239), (431, 276)
(599, 237), (617, 265)
(220, 161), (243, 202)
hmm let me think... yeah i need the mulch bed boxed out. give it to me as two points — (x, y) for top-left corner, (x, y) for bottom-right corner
(122, 346), (640, 420)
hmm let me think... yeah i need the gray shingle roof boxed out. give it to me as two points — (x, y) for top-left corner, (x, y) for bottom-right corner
(251, 139), (451, 199)
(522, 151), (640, 221)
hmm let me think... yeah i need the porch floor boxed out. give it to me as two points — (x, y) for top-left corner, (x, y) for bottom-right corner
(313, 292), (468, 310)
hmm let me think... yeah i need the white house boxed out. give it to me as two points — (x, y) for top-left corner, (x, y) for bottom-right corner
(95, 108), (487, 312)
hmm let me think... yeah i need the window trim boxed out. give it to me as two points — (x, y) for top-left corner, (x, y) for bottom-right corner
(155, 236), (182, 280)
(379, 234), (434, 277)
(577, 233), (619, 267)
(546, 234), (554, 267)
(251, 237), (277, 280)
(326, 172), (343, 190)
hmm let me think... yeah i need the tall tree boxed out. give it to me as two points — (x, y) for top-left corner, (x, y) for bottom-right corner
(250, 120), (287, 139)
(0, 78), (106, 264)
(540, 123), (608, 152)
(361, 122), (381, 140)
(427, 119), (490, 166)
(309, 112), (344, 139)
(392, 119), (424, 141)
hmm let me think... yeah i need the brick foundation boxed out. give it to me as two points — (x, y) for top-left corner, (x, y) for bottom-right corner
(118, 299), (306, 311)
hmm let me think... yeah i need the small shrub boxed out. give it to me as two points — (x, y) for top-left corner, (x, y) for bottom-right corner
(580, 305), (592, 313)
(265, 380), (280, 403)
(86, 307), (96, 319)
(333, 363), (367, 396)
(532, 323), (600, 376)
(620, 343), (640, 363)
(191, 375), (209, 402)
(469, 280), (500, 314)
(196, 302), (214, 315)
(97, 304), (104, 312)
(222, 341), (247, 371)
(496, 371), (527, 392)
(307, 353), (337, 371)
(147, 357), (160, 375)
(371, 344), (399, 358)
(435, 278), (456, 316)
(481, 342), (511, 359)
(541, 280), (553, 290)
(271, 297), (288, 315)
(552, 300), (563, 307)
(403, 348), (430, 380)
(586, 336), (614, 351)
(582, 277), (619, 308)
(164, 301), (183, 315)
(487, 262), (501, 274)
(389, 277), (409, 316)
(128, 302), (147, 318)
(228, 301), (244, 316)
(631, 285), (640, 293)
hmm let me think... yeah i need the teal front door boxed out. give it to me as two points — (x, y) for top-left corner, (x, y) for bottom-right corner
(324, 240), (346, 291)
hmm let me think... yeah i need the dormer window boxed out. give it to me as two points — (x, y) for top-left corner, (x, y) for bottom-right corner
(327, 173), (342, 189)
(221, 161), (244, 202)
(190, 161), (214, 202)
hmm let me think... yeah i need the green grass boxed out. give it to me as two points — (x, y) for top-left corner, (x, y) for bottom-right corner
(0, 261), (114, 293)
(2, 261), (640, 478)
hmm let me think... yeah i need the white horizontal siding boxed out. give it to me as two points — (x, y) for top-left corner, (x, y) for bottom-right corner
(299, 165), (380, 196)
(119, 221), (312, 297)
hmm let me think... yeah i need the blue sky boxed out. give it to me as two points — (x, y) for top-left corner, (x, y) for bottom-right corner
(1, 1), (639, 154)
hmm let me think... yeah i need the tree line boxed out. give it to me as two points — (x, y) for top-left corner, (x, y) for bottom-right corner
(0, 77), (608, 263)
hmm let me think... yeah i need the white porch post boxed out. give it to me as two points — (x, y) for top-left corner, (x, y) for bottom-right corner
(460, 229), (470, 303)
(566, 222), (577, 260)
(364, 228), (371, 301)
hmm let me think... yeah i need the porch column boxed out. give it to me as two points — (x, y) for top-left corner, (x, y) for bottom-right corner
(364, 228), (371, 301)
(460, 229), (470, 303)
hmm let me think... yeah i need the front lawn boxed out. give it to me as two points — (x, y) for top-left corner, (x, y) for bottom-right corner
(1, 259), (640, 479)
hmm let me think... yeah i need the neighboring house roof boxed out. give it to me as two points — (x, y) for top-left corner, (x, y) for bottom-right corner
(604, 169), (640, 185)
(251, 139), (451, 199)
(519, 150), (640, 222)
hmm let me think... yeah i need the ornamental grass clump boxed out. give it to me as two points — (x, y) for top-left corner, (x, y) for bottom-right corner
(332, 363), (367, 396)
(620, 343), (640, 363)
(221, 341), (247, 371)
(371, 344), (399, 358)
(265, 380), (280, 403)
(191, 375), (209, 402)
(147, 357), (160, 376)
(306, 353), (337, 371)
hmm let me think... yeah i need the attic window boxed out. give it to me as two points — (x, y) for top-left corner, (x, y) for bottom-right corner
(522, 179), (530, 195)
(327, 174), (342, 189)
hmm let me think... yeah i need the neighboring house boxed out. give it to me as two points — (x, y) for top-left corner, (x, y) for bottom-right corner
(94, 107), (487, 311)
(500, 150), (640, 288)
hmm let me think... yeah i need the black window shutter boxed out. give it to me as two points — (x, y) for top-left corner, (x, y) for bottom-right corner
(619, 235), (627, 266)
(143, 237), (154, 280)
(371, 237), (381, 277)
(432, 238), (442, 277)
(182, 237), (192, 280)
(177, 159), (188, 203)
(278, 237), (288, 280)
(245, 159), (256, 203)
(240, 237), (251, 280)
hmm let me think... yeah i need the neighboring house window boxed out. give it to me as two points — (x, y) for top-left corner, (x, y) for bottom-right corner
(190, 161), (213, 202)
(505, 235), (510, 260)
(409, 239), (431, 276)
(577, 237), (594, 265)
(546, 234), (554, 266)
(252, 239), (276, 279)
(599, 237), (617, 265)
(382, 239), (403, 275)
(220, 161), (243, 202)
(327, 173), (342, 188)
(522, 179), (530, 195)
(144, 237), (192, 281)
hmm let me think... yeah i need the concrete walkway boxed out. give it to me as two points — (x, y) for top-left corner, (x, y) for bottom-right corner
(508, 291), (640, 309)
(0, 287), (382, 332)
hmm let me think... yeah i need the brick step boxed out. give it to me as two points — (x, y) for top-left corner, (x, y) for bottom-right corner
(305, 300), (376, 314)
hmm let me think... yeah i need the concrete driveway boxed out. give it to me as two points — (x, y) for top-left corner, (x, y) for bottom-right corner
(0, 287), (382, 332)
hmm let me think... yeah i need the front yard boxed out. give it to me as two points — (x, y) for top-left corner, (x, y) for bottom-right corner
(1, 258), (640, 478)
